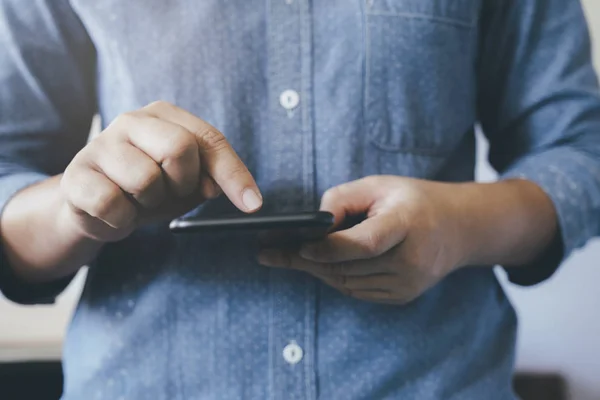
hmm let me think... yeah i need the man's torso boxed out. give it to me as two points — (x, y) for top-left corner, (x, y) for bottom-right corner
(60, 1), (518, 399)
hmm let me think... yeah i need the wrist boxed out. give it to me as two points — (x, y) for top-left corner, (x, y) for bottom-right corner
(1, 176), (104, 284)
(449, 179), (558, 268)
(449, 182), (491, 268)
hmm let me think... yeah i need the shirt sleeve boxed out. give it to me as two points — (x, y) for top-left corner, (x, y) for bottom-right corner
(477, 0), (600, 286)
(0, 0), (96, 303)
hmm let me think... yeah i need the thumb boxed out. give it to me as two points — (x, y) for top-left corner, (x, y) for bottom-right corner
(320, 177), (386, 229)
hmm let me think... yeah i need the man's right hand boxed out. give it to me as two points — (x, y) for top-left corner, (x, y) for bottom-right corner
(60, 101), (262, 242)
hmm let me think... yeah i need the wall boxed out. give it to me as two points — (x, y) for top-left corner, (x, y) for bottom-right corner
(0, 273), (84, 361)
(1, 2), (600, 399)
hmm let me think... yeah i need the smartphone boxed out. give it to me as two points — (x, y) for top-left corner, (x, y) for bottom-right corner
(169, 211), (336, 247)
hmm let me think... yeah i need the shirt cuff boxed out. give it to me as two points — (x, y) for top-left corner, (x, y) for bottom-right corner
(0, 172), (73, 304)
(500, 147), (600, 286)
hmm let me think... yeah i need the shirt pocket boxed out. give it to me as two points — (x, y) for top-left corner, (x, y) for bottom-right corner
(365, 0), (478, 156)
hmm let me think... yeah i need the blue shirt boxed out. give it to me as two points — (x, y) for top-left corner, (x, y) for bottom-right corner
(1, 1), (600, 399)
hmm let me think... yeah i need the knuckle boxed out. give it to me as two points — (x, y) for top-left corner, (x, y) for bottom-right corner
(106, 142), (130, 167)
(146, 100), (173, 111)
(358, 231), (383, 255)
(131, 165), (162, 195)
(62, 168), (90, 207)
(83, 136), (108, 159)
(363, 175), (382, 186)
(88, 188), (122, 219)
(223, 163), (250, 182)
(198, 128), (229, 151)
(162, 131), (197, 162)
(112, 112), (139, 128)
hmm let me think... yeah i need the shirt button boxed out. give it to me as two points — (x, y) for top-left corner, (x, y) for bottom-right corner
(282, 341), (303, 365)
(279, 90), (300, 110)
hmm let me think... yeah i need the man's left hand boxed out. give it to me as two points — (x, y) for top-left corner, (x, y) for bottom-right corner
(258, 176), (472, 304)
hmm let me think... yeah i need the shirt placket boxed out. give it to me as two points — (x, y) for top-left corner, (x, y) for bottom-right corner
(266, 0), (316, 399)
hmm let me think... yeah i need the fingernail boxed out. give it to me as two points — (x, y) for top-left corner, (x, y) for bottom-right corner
(242, 189), (262, 212)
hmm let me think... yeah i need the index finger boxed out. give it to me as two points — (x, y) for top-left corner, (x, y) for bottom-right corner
(143, 101), (262, 213)
(258, 249), (387, 277)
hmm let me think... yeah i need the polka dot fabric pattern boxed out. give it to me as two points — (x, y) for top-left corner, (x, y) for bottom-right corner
(1, 0), (600, 399)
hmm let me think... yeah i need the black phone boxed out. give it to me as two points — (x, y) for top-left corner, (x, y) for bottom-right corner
(169, 211), (336, 247)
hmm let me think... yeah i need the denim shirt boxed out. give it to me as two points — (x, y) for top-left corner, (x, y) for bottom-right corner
(1, 1), (600, 399)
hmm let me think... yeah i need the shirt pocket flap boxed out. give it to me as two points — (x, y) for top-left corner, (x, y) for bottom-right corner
(365, 0), (479, 155)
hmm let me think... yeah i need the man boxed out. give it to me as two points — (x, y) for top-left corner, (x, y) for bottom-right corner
(1, 0), (599, 399)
